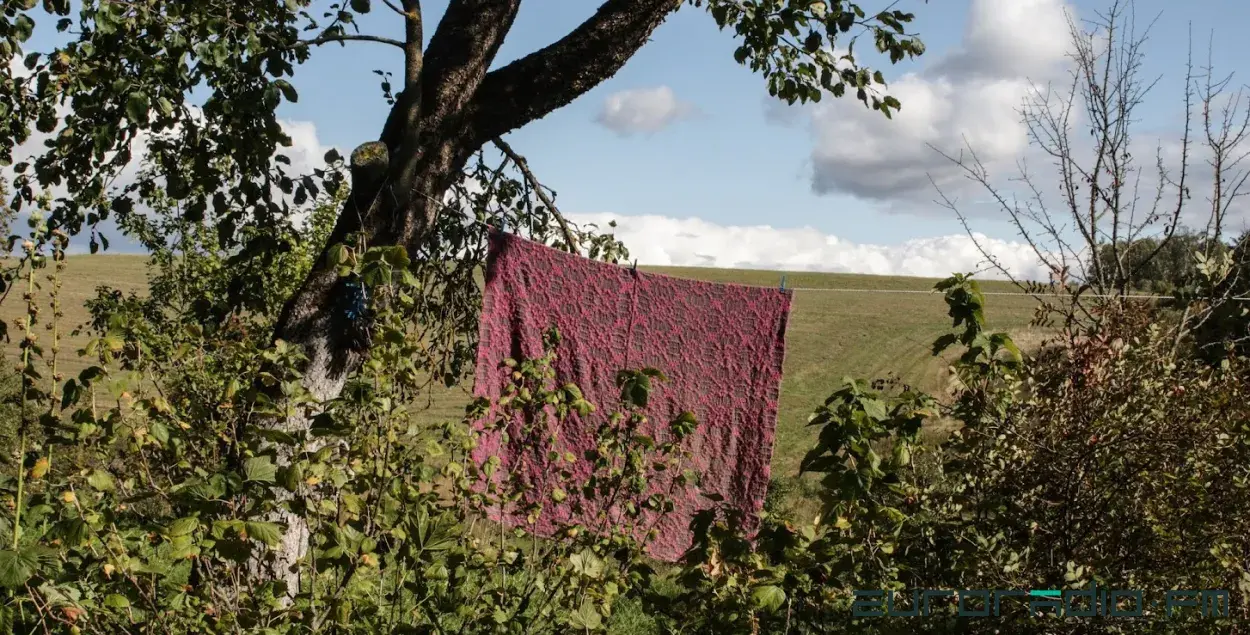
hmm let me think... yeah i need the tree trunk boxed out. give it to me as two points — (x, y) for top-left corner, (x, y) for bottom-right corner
(258, 137), (471, 597)
(250, 0), (681, 600)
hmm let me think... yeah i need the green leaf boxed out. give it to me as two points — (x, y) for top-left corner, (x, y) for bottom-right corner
(0, 550), (39, 588)
(102, 335), (124, 352)
(865, 448), (882, 473)
(349, 0), (371, 12)
(60, 379), (80, 410)
(103, 593), (130, 609)
(861, 398), (888, 421)
(125, 92), (150, 123)
(893, 443), (911, 467)
(165, 517), (199, 537)
(150, 420), (170, 444)
(245, 521), (283, 547)
(570, 550), (605, 579)
(631, 435), (655, 449)
(281, 464), (304, 492)
(13, 14), (35, 42)
(273, 79), (298, 103)
(58, 520), (90, 548)
(567, 600), (603, 630)
(182, 476), (227, 501)
(381, 245), (410, 268)
(327, 243), (349, 267)
(87, 469), (116, 492)
(752, 585), (787, 612)
(244, 456), (278, 483)
(931, 333), (958, 355)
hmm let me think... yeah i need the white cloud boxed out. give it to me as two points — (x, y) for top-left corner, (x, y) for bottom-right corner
(568, 212), (1051, 281)
(786, 0), (1073, 203)
(595, 86), (696, 136)
(277, 120), (337, 184)
(932, 0), (1073, 81)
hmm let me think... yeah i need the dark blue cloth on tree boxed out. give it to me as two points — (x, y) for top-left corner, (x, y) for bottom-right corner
(334, 274), (374, 350)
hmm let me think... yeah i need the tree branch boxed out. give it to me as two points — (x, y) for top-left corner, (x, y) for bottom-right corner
(1136, 22), (1193, 276)
(491, 137), (579, 255)
(402, 0), (424, 88)
(469, 0), (679, 142)
(421, 0), (523, 123)
(378, 1), (425, 155)
(296, 33), (406, 50)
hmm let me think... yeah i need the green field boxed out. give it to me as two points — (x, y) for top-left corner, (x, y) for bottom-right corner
(1, 256), (1044, 478)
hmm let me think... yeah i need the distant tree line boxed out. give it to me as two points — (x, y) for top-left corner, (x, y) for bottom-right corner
(1089, 230), (1247, 295)
(1087, 229), (1250, 361)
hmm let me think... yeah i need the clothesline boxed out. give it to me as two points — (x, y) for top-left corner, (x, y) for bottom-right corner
(421, 190), (1250, 304)
(769, 287), (1185, 300)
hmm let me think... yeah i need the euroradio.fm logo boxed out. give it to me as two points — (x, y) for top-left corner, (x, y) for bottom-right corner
(852, 581), (1229, 619)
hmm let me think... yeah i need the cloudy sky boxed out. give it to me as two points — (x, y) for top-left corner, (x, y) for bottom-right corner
(16, 0), (1250, 279)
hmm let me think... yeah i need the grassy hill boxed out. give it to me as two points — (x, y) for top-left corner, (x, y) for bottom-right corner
(0, 255), (1044, 477)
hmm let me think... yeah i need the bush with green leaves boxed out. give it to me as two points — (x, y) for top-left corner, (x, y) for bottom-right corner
(633, 276), (1250, 635)
(635, 377), (938, 634)
(913, 298), (1250, 633)
(3, 162), (1250, 634)
(0, 188), (710, 633)
(0, 269), (702, 634)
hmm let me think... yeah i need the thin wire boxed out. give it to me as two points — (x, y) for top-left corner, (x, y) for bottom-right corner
(780, 287), (1244, 301)
(791, 287), (1250, 302)
(415, 188), (1250, 303)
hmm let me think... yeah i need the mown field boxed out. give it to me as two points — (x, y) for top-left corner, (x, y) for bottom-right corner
(0, 255), (1044, 478)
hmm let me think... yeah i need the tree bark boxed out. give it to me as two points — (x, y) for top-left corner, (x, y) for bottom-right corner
(259, 142), (470, 598)
(258, 0), (682, 599)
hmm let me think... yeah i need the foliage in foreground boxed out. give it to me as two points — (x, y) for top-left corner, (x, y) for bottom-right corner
(0, 198), (703, 633)
(0, 210), (1249, 634)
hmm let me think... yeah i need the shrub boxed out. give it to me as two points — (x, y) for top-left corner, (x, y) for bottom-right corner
(0, 203), (703, 633)
(2, 197), (1249, 634)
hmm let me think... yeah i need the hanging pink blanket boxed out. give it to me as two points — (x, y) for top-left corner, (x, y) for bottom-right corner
(471, 229), (792, 562)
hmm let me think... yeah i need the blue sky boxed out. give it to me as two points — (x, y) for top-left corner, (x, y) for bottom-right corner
(288, 0), (975, 242)
(18, 0), (1250, 277)
(284, 0), (1250, 276)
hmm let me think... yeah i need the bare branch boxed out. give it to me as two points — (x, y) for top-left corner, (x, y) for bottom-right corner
(930, 172), (1048, 304)
(923, 0), (1245, 335)
(930, 145), (1073, 284)
(1135, 20), (1193, 277)
(492, 138), (580, 255)
(1197, 28), (1250, 248)
(1023, 54), (1102, 283)
(1016, 161), (1087, 272)
(295, 33), (406, 50)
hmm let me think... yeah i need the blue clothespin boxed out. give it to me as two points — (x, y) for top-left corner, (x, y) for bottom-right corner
(779, 274), (787, 290)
